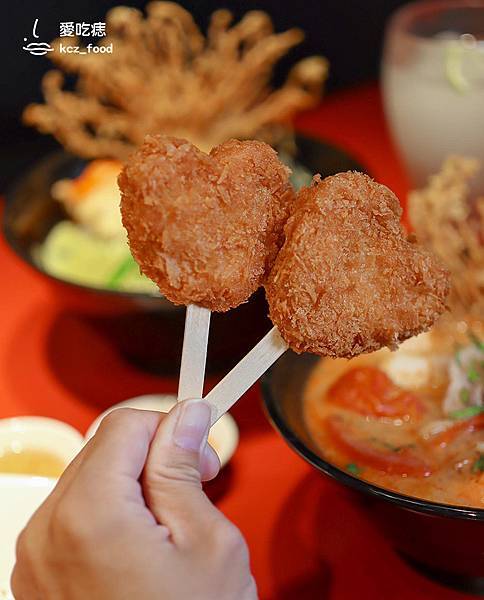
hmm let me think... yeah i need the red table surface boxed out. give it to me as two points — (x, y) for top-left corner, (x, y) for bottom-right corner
(0, 83), (473, 600)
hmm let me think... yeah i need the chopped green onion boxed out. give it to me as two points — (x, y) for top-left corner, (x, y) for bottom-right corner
(469, 332), (484, 352)
(346, 463), (363, 476)
(106, 254), (138, 289)
(449, 405), (484, 420)
(467, 367), (480, 383)
(472, 455), (484, 474)
(459, 388), (471, 405)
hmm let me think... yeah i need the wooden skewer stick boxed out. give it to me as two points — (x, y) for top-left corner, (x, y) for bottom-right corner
(204, 326), (288, 425)
(177, 304), (211, 401)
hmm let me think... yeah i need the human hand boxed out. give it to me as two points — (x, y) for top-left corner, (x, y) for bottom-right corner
(11, 400), (257, 600)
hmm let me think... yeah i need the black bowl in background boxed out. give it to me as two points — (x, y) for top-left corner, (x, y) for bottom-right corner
(261, 351), (484, 594)
(2, 136), (364, 374)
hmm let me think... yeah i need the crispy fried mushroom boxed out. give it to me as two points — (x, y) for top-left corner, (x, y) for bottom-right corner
(23, 2), (328, 158)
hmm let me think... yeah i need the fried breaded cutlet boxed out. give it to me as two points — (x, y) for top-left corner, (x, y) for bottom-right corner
(266, 172), (450, 357)
(119, 135), (294, 311)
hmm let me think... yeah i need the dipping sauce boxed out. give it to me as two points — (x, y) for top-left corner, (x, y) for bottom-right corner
(0, 448), (66, 478)
(304, 330), (484, 508)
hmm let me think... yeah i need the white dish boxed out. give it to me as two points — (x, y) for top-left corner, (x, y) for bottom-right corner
(0, 475), (56, 600)
(0, 416), (84, 475)
(85, 394), (239, 468)
(0, 417), (84, 598)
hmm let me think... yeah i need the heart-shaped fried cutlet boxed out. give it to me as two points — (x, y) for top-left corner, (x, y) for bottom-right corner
(266, 172), (450, 357)
(119, 135), (294, 311)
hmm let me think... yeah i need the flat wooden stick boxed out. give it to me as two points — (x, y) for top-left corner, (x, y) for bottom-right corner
(204, 326), (288, 424)
(177, 304), (211, 401)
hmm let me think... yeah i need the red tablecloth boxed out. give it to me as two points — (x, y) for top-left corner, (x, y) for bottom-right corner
(0, 83), (473, 600)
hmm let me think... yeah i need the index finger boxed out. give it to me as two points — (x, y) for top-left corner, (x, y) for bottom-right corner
(78, 408), (164, 482)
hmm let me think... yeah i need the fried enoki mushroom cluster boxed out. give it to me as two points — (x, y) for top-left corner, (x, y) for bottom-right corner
(23, 2), (328, 159)
(409, 156), (484, 323)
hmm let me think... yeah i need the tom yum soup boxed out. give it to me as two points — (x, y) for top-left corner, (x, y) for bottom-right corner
(303, 329), (484, 508)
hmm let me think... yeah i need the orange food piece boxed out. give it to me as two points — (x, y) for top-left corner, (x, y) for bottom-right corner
(327, 366), (424, 419)
(325, 415), (432, 477)
(70, 160), (122, 201)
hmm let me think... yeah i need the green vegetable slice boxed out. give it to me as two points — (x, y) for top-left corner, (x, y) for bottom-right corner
(472, 455), (484, 474)
(449, 405), (484, 420)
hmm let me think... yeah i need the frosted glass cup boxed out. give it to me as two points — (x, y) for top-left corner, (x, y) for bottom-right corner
(382, 1), (484, 191)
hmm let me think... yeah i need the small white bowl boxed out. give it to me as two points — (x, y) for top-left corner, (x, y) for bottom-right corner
(0, 475), (56, 600)
(0, 417), (84, 598)
(0, 416), (84, 478)
(85, 395), (239, 468)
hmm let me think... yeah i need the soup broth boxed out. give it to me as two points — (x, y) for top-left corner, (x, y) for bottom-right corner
(304, 331), (484, 508)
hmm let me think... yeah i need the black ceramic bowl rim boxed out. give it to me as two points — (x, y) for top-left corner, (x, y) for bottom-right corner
(3, 227), (164, 303)
(2, 162), (164, 303)
(261, 371), (484, 522)
(3, 223), (165, 303)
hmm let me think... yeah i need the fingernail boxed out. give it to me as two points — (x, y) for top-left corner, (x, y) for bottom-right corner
(173, 400), (211, 452)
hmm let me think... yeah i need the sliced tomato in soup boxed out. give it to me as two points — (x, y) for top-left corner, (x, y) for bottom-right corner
(325, 415), (432, 477)
(327, 366), (424, 419)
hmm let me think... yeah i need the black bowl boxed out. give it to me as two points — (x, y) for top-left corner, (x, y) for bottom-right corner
(261, 351), (484, 594)
(2, 136), (364, 375)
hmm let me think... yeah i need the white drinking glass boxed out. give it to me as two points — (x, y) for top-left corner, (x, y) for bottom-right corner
(382, 0), (484, 191)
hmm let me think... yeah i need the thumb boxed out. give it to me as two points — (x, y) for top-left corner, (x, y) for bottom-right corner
(143, 399), (224, 541)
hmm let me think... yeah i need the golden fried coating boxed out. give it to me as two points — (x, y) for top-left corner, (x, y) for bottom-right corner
(119, 135), (294, 311)
(409, 156), (484, 323)
(266, 172), (450, 357)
